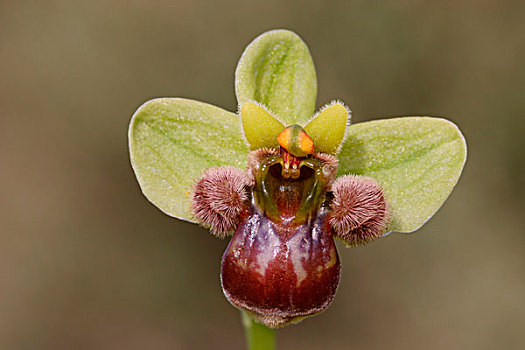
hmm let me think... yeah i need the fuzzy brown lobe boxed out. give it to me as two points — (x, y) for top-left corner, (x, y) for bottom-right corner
(191, 166), (251, 238)
(329, 175), (388, 246)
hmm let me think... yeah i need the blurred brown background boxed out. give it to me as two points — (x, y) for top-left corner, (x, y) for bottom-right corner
(1, 1), (524, 349)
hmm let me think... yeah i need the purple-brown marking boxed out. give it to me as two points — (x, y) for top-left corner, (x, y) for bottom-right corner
(221, 205), (340, 328)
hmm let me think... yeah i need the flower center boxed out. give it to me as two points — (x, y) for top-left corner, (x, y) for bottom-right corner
(252, 125), (329, 226)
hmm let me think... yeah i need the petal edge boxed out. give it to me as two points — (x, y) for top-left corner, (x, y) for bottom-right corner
(129, 98), (249, 222)
(338, 117), (467, 233)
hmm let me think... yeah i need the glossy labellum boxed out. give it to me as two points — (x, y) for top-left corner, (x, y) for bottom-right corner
(221, 147), (340, 327)
(221, 205), (340, 328)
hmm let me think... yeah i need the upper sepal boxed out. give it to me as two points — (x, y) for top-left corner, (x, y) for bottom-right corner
(235, 29), (318, 126)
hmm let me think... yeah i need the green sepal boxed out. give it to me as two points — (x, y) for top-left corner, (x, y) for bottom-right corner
(338, 117), (467, 233)
(235, 29), (317, 126)
(129, 98), (249, 222)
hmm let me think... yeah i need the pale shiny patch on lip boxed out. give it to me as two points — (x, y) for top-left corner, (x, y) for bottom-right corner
(234, 258), (248, 270)
(325, 247), (337, 269)
(232, 239), (249, 270)
(288, 230), (309, 287)
(316, 247), (337, 278)
(254, 219), (280, 278)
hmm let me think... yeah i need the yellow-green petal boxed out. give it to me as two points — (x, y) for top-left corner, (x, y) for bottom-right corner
(304, 102), (349, 155)
(129, 98), (248, 222)
(338, 117), (467, 234)
(235, 29), (317, 125)
(240, 101), (284, 150)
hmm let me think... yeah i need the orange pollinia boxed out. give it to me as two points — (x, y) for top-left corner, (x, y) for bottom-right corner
(277, 125), (314, 157)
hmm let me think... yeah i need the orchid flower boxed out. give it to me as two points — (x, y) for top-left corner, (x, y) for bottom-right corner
(129, 30), (466, 333)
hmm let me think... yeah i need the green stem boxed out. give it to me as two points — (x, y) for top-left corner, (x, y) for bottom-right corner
(241, 311), (276, 350)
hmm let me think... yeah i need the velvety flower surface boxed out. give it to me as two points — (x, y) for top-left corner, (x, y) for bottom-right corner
(128, 29), (467, 328)
(191, 166), (251, 238)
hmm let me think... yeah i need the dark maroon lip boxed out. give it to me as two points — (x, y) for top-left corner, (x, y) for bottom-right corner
(220, 205), (341, 328)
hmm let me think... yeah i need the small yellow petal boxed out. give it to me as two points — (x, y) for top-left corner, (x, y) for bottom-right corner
(304, 102), (349, 154)
(241, 102), (284, 150)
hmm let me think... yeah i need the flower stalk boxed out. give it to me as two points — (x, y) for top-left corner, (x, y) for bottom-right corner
(241, 311), (276, 350)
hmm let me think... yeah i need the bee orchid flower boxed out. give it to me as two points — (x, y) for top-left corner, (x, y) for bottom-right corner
(129, 30), (466, 329)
